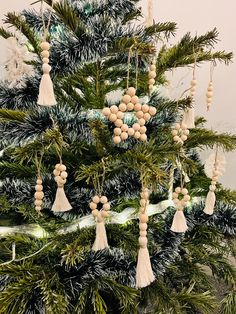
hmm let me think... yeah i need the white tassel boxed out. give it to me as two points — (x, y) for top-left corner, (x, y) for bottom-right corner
(203, 190), (216, 215)
(170, 210), (188, 233)
(136, 246), (155, 288)
(92, 214), (109, 251)
(37, 64), (57, 106)
(182, 107), (195, 129)
(52, 187), (72, 212)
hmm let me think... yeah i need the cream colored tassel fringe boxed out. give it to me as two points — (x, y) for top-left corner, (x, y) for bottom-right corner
(170, 210), (188, 233)
(203, 190), (216, 215)
(92, 214), (109, 251)
(182, 107), (195, 129)
(52, 187), (72, 212)
(136, 246), (155, 288)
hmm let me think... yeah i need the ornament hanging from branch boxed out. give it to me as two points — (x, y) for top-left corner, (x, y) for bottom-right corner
(172, 122), (189, 145)
(206, 62), (215, 111)
(203, 150), (226, 215)
(148, 60), (157, 93)
(136, 187), (155, 288)
(4, 36), (35, 88)
(37, 0), (57, 106)
(34, 151), (44, 215)
(171, 186), (190, 233)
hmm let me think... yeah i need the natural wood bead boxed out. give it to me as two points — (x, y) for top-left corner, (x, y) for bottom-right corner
(140, 231), (147, 237)
(211, 180), (217, 185)
(101, 210), (110, 218)
(121, 124), (129, 132)
(140, 126), (147, 134)
(139, 236), (148, 247)
(181, 123), (187, 130)
(136, 111), (144, 119)
(139, 223), (148, 231)
(143, 113), (151, 121)
(120, 132), (128, 140)
(173, 198), (180, 205)
(142, 104), (149, 113)
(100, 196), (108, 204)
(181, 188), (188, 195)
(114, 119), (123, 127)
(89, 202), (97, 210)
(114, 128), (122, 136)
(35, 184), (43, 192)
(149, 106), (157, 116)
(148, 71), (156, 79)
(191, 79), (197, 86)
(140, 134), (147, 142)
(139, 213), (148, 223)
(34, 199), (43, 206)
(134, 131), (141, 139)
(173, 135), (180, 142)
(92, 209), (99, 217)
(207, 97), (212, 103)
(175, 187), (181, 193)
(58, 164), (66, 172)
(116, 111), (124, 119)
(92, 195), (100, 204)
(35, 206), (42, 212)
(134, 103), (142, 111)
(61, 171), (68, 179)
(148, 78), (155, 85)
(122, 94), (131, 104)
(119, 103), (127, 112)
(55, 164), (61, 170)
(150, 64), (156, 71)
(138, 118), (145, 126)
(183, 194), (190, 201)
(113, 136), (121, 144)
(181, 134), (187, 141)
(175, 123), (181, 130)
(206, 91), (213, 98)
(131, 95), (139, 104)
(132, 123), (140, 131)
(40, 41), (50, 51)
(127, 87), (136, 96)
(208, 86), (213, 91)
(172, 192), (178, 199)
(103, 203), (110, 211)
(110, 105), (119, 114)
(53, 169), (60, 176)
(34, 191), (44, 200)
(172, 130), (178, 136)
(128, 128), (135, 136)
(127, 102), (134, 111)
(183, 129), (190, 136)
(36, 178), (43, 185)
(42, 57), (49, 64)
(41, 50), (49, 58)
(102, 107), (111, 116)
(212, 175), (218, 181)
(109, 113), (117, 122)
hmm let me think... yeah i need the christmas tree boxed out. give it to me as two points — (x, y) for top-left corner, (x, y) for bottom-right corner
(0, 0), (235, 313)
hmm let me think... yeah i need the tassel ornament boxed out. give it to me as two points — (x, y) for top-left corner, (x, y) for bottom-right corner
(90, 195), (110, 251)
(171, 187), (190, 233)
(34, 177), (44, 214)
(136, 188), (155, 288)
(37, 41), (57, 106)
(52, 164), (72, 212)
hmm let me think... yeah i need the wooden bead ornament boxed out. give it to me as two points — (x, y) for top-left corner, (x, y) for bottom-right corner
(148, 61), (157, 92)
(136, 187), (155, 288)
(170, 187), (190, 233)
(34, 177), (44, 214)
(52, 164), (72, 212)
(89, 195), (110, 251)
(203, 152), (226, 215)
(206, 81), (213, 111)
(172, 123), (189, 145)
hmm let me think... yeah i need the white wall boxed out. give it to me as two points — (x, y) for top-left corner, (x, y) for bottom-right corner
(1, 0), (235, 188)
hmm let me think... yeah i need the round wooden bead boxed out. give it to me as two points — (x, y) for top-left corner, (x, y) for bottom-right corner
(175, 187), (181, 193)
(40, 41), (50, 51)
(149, 71), (156, 79)
(143, 113), (151, 121)
(175, 123), (181, 130)
(89, 202), (97, 210)
(149, 106), (157, 116)
(172, 130), (178, 136)
(136, 111), (144, 119)
(172, 192), (178, 199)
(42, 63), (51, 74)
(61, 171), (68, 179)
(140, 134), (147, 142)
(173, 198), (180, 205)
(110, 105), (119, 114)
(139, 126), (146, 134)
(139, 236), (148, 247)
(139, 223), (148, 231)
(34, 191), (44, 200)
(211, 180), (217, 185)
(35, 206), (41, 211)
(114, 127), (122, 136)
(35, 184), (43, 192)
(128, 128), (135, 136)
(173, 135), (180, 142)
(103, 203), (110, 211)
(140, 231), (147, 237)
(206, 91), (213, 98)
(208, 86), (213, 91)
(53, 169), (60, 176)
(100, 196), (108, 204)
(42, 57), (49, 64)
(102, 107), (111, 116)
(109, 113), (117, 122)
(92, 209), (99, 217)
(36, 178), (42, 185)
(119, 103), (127, 112)
(131, 95), (139, 104)
(113, 136), (121, 144)
(121, 124), (129, 132)
(183, 129), (190, 136)
(139, 213), (148, 223)
(41, 50), (49, 58)
(55, 175), (61, 183)
(212, 175), (218, 181)
(92, 195), (100, 204)
(58, 164), (66, 172)
(150, 64), (156, 71)
(127, 87), (136, 96)
(138, 118), (145, 126)
(181, 135), (188, 141)
(181, 123), (187, 130)
(142, 104), (149, 113)
(116, 111), (124, 119)
(127, 102), (134, 111)
(191, 79), (197, 86)
(149, 84), (154, 90)
(34, 199), (43, 206)
(55, 164), (61, 170)
(183, 194), (191, 201)
(132, 123), (140, 131)
(134, 131), (141, 139)
(134, 103), (142, 111)
(121, 132), (128, 140)
(148, 78), (155, 85)
(101, 210), (110, 218)
(114, 119), (123, 127)
(122, 94), (131, 104)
